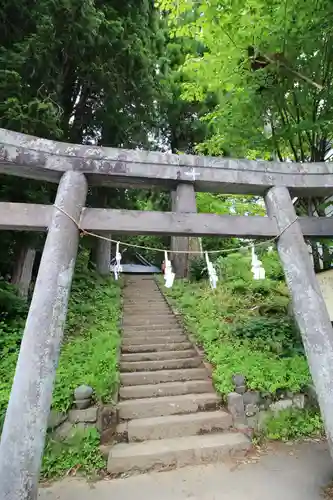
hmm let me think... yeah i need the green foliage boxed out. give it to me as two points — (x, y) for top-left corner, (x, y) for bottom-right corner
(0, 279), (28, 321)
(0, 280), (29, 429)
(262, 409), (324, 441)
(189, 257), (208, 282)
(208, 341), (309, 395)
(162, 0), (333, 163)
(218, 253), (253, 282)
(261, 251), (285, 281)
(163, 250), (311, 396)
(41, 427), (105, 480)
(52, 256), (121, 412)
(0, 251), (121, 433)
(230, 316), (303, 356)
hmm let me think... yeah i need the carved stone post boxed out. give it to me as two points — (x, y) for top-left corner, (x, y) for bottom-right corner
(96, 233), (111, 276)
(0, 171), (87, 500)
(171, 184), (199, 278)
(265, 186), (333, 460)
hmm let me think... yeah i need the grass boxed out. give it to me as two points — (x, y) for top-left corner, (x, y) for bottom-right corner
(41, 427), (105, 480)
(163, 251), (326, 441)
(52, 259), (122, 412)
(163, 252), (311, 397)
(0, 250), (122, 478)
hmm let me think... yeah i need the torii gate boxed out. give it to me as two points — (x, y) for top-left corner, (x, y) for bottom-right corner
(1, 128), (333, 499)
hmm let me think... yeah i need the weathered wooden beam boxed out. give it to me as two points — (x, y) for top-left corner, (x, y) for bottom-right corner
(1, 202), (333, 239)
(0, 202), (53, 230)
(81, 208), (278, 238)
(265, 186), (333, 461)
(2, 128), (333, 195)
(0, 172), (88, 500)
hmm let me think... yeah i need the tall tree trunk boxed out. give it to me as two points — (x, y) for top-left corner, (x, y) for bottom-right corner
(88, 242), (97, 270)
(313, 197), (332, 270)
(309, 240), (321, 272)
(95, 233), (111, 276)
(11, 242), (36, 299)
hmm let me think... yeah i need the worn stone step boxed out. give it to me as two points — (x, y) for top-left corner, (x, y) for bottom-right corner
(123, 319), (179, 327)
(123, 294), (167, 306)
(123, 307), (170, 313)
(117, 410), (232, 441)
(124, 313), (174, 319)
(106, 432), (251, 474)
(123, 289), (163, 300)
(120, 368), (208, 386)
(125, 304), (167, 309)
(120, 350), (196, 362)
(122, 324), (181, 332)
(120, 357), (202, 373)
(122, 335), (187, 345)
(121, 342), (193, 353)
(119, 379), (214, 399)
(122, 330), (185, 339)
(123, 320), (177, 327)
(118, 393), (221, 420)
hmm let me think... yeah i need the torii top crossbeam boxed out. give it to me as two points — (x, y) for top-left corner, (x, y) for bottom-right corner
(1, 128), (333, 196)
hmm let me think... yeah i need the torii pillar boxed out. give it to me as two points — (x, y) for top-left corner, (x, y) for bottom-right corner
(171, 183), (201, 278)
(0, 171), (87, 500)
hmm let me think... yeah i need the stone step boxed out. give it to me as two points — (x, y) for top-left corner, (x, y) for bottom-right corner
(122, 335), (187, 345)
(117, 410), (232, 441)
(122, 334), (185, 342)
(123, 289), (161, 296)
(119, 379), (214, 399)
(124, 299), (167, 311)
(106, 432), (251, 474)
(123, 325), (183, 335)
(123, 321), (177, 327)
(120, 368), (208, 386)
(120, 357), (202, 373)
(121, 342), (193, 353)
(122, 324), (181, 332)
(124, 298), (164, 302)
(118, 393), (221, 420)
(120, 350), (197, 362)
(124, 313), (174, 319)
(123, 307), (170, 313)
(123, 319), (179, 327)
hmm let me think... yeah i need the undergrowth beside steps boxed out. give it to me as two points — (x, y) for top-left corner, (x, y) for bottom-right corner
(1, 251), (122, 479)
(163, 251), (323, 441)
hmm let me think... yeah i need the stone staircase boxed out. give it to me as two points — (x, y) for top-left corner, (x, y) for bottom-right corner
(106, 276), (251, 474)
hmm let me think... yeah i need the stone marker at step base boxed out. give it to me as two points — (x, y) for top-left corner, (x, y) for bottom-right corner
(0, 171), (87, 500)
(74, 384), (94, 409)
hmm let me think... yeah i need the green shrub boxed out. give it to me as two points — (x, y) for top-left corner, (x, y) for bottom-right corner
(52, 280), (121, 412)
(258, 296), (289, 316)
(261, 408), (323, 441)
(227, 278), (276, 296)
(0, 279), (28, 320)
(261, 251), (285, 281)
(230, 316), (303, 356)
(189, 257), (208, 282)
(162, 251), (310, 399)
(206, 340), (310, 394)
(0, 251), (121, 437)
(217, 253), (252, 282)
(41, 427), (105, 479)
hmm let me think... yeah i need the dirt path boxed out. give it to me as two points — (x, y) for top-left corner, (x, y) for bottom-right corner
(40, 441), (332, 500)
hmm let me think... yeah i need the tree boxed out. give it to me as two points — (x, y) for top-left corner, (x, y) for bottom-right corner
(159, 0), (333, 268)
(0, 0), (165, 283)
